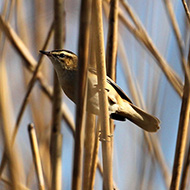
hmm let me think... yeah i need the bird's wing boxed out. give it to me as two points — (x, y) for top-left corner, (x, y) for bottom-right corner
(88, 67), (133, 104)
(106, 77), (133, 104)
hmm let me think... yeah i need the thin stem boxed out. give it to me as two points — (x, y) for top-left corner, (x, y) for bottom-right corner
(117, 15), (171, 189)
(105, 0), (118, 181)
(0, 18), (54, 179)
(170, 49), (190, 190)
(0, 15), (36, 71)
(94, 0), (113, 189)
(182, 0), (190, 23)
(83, 114), (96, 190)
(106, 0), (118, 81)
(118, 0), (183, 97)
(72, 0), (92, 189)
(89, 120), (101, 190)
(1, 177), (30, 190)
(163, 0), (190, 83)
(50, 0), (64, 189)
(180, 142), (190, 190)
(28, 123), (45, 190)
(0, 54), (19, 190)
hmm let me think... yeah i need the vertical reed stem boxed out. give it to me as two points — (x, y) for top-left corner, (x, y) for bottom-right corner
(94, 0), (113, 189)
(72, 0), (92, 189)
(83, 114), (96, 190)
(50, 0), (64, 189)
(180, 142), (190, 190)
(170, 49), (190, 190)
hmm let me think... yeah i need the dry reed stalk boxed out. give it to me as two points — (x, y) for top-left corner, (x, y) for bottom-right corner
(170, 50), (190, 190)
(118, 0), (183, 97)
(1, 0), (8, 18)
(13, 22), (53, 142)
(138, 136), (153, 190)
(0, 13), (53, 136)
(0, 15), (50, 80)
(28, 123), (45, 190)
(0, 16), (76, 137)
(0, 15), (36, 71)
(0, 19), (53, 180)
(33, 0), (52, 139)
(0, 60), (20, 190)
(1, 177), (30, 190)
(50, 0), (64, 189)
(105, 0), (118, 177)
(41, 87), (112, 188)
(179, 142), (190, 190)
(0, 15), (109, 187)
(89, 120), (101, 190)
(16, 0), (47, 144)
(0, 0), (15, 47)
(140, 132), (171, 188)
(142, 136), (165, 189)
(94, 0), (113, 189)
(106, 0), (118, 81)
(119, 28), (171, 190)
(36, 78), (76, 136)
(117, 37), (142, 106)
(34, 0), (47, 51)
(0, 6), (22, 180)
(104, 1), (170, 188)
(72, 0), (92, 189)
(182, 0), (190, 23)
(83, 114), (96, 190)
(147, 72), (160, 115)
(85, 118), (118, 190)
(83, 8), (100, 189)
(0, 0), (14, 49)
(118, 31), (171, 188)
(149, 134), (171, 187)
(163, 0), (190, 82)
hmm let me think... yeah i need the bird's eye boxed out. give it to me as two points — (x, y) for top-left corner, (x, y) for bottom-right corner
(59, 53), (65, 58)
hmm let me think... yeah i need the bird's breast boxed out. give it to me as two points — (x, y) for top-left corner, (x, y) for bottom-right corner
(58, 70), (77, 102)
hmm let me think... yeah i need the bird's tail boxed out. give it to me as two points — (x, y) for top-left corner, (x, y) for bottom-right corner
(118, 102), (160, 132)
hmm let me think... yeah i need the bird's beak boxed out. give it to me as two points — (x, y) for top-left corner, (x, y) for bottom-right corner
(39, 50), (51, 56)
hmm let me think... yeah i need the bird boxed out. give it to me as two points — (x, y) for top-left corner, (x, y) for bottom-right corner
(40, 49), (160, 132)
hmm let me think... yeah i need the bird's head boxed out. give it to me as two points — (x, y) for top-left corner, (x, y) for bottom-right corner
(40, 49), (78, 71)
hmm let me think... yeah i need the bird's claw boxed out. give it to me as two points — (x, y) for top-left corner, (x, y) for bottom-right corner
(98, 132), (113, 142)
(94, 84), (110, 92)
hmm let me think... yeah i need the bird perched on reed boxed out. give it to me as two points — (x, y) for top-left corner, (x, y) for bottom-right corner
(40, 49), (160, 132)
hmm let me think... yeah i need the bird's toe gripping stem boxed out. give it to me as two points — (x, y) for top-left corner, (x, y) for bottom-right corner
(98, 130), (113, 142)
(94, 84), (110, 92)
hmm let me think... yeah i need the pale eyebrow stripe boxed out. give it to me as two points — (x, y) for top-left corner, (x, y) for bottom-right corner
(53, 53), (73, 59)
(52, 51), (75, 57)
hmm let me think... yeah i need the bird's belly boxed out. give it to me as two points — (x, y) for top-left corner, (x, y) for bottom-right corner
(58, 70), (77, 102)
(62, 84), (76, 102)
(62, 84), (100, 115)
(58, 71), (117, 116)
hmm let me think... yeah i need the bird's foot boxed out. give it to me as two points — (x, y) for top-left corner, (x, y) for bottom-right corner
(98, 132), (113, 142)
(94, 84), (110, 92)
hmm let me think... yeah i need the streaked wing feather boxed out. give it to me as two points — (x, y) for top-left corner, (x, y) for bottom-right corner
(88, 67), (133, 104)
(106, 77), (133, 104)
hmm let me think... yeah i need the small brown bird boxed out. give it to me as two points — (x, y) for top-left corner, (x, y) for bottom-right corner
(40, 49), (160, 132)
